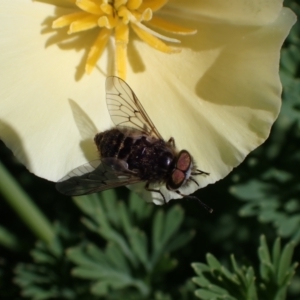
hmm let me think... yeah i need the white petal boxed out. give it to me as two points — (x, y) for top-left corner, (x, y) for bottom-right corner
(0, 0), (111, 181)
(125, 8), (296, 203)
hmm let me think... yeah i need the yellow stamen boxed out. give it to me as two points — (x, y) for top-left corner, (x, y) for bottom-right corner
(100, 3), (113, 15)
(114, 0), (127, 9)
(131, 23), (180, 53)
(118, 6), (132, 24)
(131, 8), (152, 22)
(50, 0), (196, 76)
(148, 16), (197, 35)
(98, 15), (118, 29)
(76, 0), (103, 15)
(127, 0), (142, 10)
(53, 12), (88, 28)
(115, 23), (129, 79)
(133, 21), (180, 43)
(68, 15), (99, 33)
(86, 28), (111, 74)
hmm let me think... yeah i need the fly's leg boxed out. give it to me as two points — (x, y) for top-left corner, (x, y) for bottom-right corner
(166, 184), (213, 213)
(166, 184), (182, 198)
(145, 182), (167, 204)
(190, 177), (199, 186)
(192, 169), (209, 176)
(167, 137), (175, 148)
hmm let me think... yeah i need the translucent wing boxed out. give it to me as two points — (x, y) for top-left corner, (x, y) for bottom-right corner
(56, 159), (142, 196)
(106, 76), (163, 139)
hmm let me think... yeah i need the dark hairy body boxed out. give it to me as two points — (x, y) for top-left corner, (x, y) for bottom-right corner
(94, 128), (176, 183)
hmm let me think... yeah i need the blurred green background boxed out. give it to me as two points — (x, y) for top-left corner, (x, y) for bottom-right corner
(1, 1), (300, 299)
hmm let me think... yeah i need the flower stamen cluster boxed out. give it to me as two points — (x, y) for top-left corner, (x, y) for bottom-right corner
(52, 0), (196, 78)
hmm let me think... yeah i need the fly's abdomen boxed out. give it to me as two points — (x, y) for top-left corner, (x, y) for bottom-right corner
(94, 128), (138, 159)
(94, 129), (126, 158)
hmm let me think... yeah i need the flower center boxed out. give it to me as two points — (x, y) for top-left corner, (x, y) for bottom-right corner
(52, 0), (196, 79)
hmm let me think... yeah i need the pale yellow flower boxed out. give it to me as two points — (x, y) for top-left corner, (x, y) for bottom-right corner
(0, 0), (296, 204)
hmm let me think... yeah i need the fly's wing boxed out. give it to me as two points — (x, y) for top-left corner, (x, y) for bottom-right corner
(106, 76), (163, 139)
(56, 159), (142, 196)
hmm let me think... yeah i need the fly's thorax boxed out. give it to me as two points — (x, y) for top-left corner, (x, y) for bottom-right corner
(167, 150), (194, 190)
(126, 135), (177, 181)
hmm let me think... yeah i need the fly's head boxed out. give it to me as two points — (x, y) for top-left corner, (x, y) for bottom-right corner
(166, 150), (212, 212)
(167, 150), (210, 190)
(167, 150), (194, 190)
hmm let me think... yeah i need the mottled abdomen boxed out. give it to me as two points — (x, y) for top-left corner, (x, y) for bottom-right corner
(94, 128), (127, 158)
(94, 128), (176, 182)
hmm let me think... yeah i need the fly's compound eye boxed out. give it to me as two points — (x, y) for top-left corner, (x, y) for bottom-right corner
(176, 150), (192, 172)
(168, 169), (185, 190)
(167, 150), (192, 190)
(158, 152), (173, 171)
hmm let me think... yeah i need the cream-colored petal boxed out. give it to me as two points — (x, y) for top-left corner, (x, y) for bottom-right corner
(0, 1), (111, 181)
(125, 8), (296, 204)
(35, 0), (76, 9)
(166, 0), (284, 26)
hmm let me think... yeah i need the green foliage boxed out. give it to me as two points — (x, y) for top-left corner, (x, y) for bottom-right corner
(192, 236), (298, 300)
(13, 191), (195, 299)
(69, 190), (194, 298)
(14, 222), (94, 300)
(229, 0), (300, 243)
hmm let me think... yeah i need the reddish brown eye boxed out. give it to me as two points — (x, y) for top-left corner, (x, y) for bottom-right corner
(169, 169), (185, 189)
(176, 150), (191, 172)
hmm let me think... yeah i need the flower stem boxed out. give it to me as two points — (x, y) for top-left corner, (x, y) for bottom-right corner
(0, 161), (54, 244)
